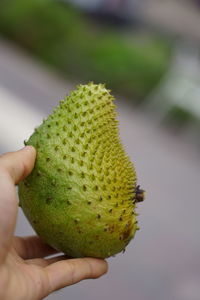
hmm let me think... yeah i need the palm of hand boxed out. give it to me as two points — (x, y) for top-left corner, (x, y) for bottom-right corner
(0, 147), (107, 300)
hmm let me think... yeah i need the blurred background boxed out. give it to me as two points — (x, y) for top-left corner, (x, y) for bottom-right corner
(0, 0), (200, 299)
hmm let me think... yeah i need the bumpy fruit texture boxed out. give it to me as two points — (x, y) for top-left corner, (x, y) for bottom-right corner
(19, 83), (141, 258)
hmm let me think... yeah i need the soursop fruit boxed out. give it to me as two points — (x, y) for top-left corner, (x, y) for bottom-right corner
(18, 83), (144, 258)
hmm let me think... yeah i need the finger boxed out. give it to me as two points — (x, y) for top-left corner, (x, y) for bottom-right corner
(26, 255), (68, 267)
(27, 258), (107, 300)
(13, 236), (59, 259)
(0, 147), (36, 263)
(46, 258), (108, 292)
(0, 146), (36, 184)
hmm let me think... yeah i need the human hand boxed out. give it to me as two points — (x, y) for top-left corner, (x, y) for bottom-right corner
(0, 147), (108, 300)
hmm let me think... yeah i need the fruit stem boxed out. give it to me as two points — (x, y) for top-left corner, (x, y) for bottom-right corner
(135, 185), (145, 203)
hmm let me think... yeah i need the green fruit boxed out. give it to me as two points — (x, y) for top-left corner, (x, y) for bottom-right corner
(18, 83), (144, 258)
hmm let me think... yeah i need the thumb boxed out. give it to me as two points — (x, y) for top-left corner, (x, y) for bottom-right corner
(0, 146), (36, 262)
(0, 146), (36, 184)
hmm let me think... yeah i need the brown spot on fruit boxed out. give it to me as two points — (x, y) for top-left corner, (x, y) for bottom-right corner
(122, 224), (133, 240)
(46, 197), (53, 205)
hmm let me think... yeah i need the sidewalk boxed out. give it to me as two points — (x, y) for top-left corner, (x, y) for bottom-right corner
(0, 39), (200, 300)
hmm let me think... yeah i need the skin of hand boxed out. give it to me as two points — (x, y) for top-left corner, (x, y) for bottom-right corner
(0, 146), (108, 300)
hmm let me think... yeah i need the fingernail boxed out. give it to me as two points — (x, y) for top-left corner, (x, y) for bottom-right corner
(22, 146), (35, 152)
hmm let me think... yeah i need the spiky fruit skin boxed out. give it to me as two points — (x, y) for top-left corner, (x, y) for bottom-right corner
(19, 83), (139, 258)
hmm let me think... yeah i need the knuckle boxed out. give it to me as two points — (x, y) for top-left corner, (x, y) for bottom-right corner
(84, 259), (94, 278)
(67, 260), (77, 284)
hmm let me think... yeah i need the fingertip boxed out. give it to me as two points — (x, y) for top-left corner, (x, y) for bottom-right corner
(96, 258), (108, 273)
(22, 145), (36, 156)
(86, 258), (109, 278)
(17, 146), (37, 179)
(103, 259), (109, 274)
(0, 146), (37, 184)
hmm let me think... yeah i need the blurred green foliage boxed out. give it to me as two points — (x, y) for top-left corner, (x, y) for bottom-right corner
(0, 0), (171, 99)
(164, 106), (200, 129)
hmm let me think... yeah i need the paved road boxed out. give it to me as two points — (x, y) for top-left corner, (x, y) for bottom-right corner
(136, 0), (200, 43)
(0, 39), (200, 300)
